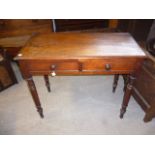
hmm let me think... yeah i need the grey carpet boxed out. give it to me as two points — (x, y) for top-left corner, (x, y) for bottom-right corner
(0, 63), (155, 134)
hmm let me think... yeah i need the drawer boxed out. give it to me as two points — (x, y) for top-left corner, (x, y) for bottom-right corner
(28, 60), (80, 72)
(81, 58), (139, 72)
(27, 57), (140, 75)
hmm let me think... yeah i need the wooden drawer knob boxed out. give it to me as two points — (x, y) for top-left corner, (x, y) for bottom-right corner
(105, 64), (111, 71)
(51, 64), (57, 77)
(51, 64), (56, 69)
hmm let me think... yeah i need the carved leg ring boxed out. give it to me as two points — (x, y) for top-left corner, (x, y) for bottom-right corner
(120, 74), (136, 119)
(26, 77), (44, 118)
(113, 74), (119, 93)
(44, 75), (51, 92)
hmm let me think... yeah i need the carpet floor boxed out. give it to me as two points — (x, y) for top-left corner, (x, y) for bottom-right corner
(0, 63), (155, 134)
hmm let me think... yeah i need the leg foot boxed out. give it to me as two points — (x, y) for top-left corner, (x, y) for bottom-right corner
(37, 107), (44, 118)
(120, 106), (126, 119)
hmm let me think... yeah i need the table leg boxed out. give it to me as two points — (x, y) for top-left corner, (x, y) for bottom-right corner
(44, 75), (51, 92)
(113, 74), (119, 93)
(120, 74), (136, 119)
(26, 77), (44, 118)
(122, 74), (129, 92)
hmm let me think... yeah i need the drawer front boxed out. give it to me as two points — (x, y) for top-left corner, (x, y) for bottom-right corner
(81, 58), (139, 72)
(28, 60), (80, 72)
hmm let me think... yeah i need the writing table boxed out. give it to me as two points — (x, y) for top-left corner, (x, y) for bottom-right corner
(16, 33), (146, 119)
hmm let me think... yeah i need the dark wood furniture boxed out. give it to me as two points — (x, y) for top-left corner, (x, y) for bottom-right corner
(0, 35), (31, 58)
(53, 19), (119, 33)
(0, 48), (17, 91)
(132, 52), (155, 122)
(118, 19), (153, 41)
(16, 32), (146, 118)
(54, 20), (109, 32)
(0, 19), (53, 58)
(0, 19), (52, 37)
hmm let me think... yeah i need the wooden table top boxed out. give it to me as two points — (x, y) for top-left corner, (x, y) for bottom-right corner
(0, 35), (31, 48)
(17, 32), (146, 60)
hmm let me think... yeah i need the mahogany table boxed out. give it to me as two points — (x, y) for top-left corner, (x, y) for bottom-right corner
(15, 32), (146, 118)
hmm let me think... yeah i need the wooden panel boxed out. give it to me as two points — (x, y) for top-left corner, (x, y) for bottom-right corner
(133, 58), (155, 122)
(0, 19), (52, 38)
(55, 19), (108, 31)
(0, 35), (31, 47)
(0, 19), (51, 29)
(0, 19), (53, 58)
(109, 20), (118, 29)
(0, 51), (17, 91)
(0, 65), (12, 87)
(117, 19), (153, 41)
(134, 59), (155, 106)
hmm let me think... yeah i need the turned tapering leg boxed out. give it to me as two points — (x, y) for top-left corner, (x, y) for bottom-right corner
(120, 74), (136, 119)
(26, 77), (44, 118)
(44, 75), (51, 92)
(113, 74), (119, 93)
(122, 74), (130, 92)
